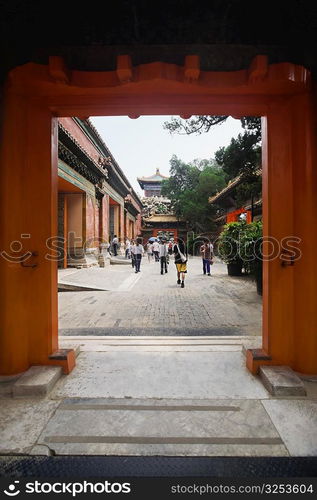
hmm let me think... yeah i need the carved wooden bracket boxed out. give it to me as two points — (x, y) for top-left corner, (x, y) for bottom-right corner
(116, 55), (133, 83)
(184, 55), (200, 82)
(248, 55), (268, 84)
(49, 56), (71, 84)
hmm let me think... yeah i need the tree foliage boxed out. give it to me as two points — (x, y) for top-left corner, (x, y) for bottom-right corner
(161, 155), (226, 231)
(163, 115), (262, 208)
(163, 115), (229, 135)
(214, 132), (261, 181)
(163, 115), (261, 140)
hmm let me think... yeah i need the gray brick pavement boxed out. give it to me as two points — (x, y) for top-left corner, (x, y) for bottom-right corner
(58, 257), (262, 336)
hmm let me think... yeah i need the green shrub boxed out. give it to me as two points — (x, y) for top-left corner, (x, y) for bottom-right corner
(239, 220), (263, 274)
(217, 221), (246, 265)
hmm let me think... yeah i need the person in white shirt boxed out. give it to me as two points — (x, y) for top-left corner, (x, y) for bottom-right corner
(125, 238), (131, 259)
(152, 239), (160, 262)
(132, 237), (144, 273)
(159, 239), (168, 274)
(130, 239), (136, 268)
(146, 241), (153, 262)
(112, 235), (119, 256)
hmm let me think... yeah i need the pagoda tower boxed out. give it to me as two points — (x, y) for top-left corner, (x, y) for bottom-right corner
(137, 168), (169, 197)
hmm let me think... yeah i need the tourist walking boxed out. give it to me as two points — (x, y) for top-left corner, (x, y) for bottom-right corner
(130, 239), (136, 268)
(146, 241), (153, 262)
(159, 239), (168, 274)
(168, 240), (173, 255)
(152, 239), (160, 262)
(125, 238), (131, 259)
(132, 237), (144, 273)
(112, 234), (119, 256)
(106, 239), (112, 256)
(173, 237), (188, 288)
(200, 240), (214, 276)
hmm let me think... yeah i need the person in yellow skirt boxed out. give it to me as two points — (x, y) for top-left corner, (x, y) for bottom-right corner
(173, 237), (188, 288)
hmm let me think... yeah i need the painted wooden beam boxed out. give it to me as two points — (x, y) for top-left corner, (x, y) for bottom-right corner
(49, 56), (70, 84)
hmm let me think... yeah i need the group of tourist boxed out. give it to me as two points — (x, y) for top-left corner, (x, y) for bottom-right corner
(116, 236), (214, 288)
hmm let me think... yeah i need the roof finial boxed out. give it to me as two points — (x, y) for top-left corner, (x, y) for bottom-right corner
(156, 168), (160, 175)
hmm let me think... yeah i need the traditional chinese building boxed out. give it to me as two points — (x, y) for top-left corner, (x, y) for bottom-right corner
(58, 118), (142, 268)
(209, 171), (262, 234)
(137, 170), (187, 241)
(137, 168), (169, 197)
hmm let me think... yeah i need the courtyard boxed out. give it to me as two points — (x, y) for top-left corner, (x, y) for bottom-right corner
(58, 257), (262, 338)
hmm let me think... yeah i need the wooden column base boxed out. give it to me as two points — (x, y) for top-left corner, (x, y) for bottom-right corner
(246, 349), (273, 375)
(48, 349), (76, 374)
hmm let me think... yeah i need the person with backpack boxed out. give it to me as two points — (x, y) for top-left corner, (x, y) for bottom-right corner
(173, 237), (188, 288)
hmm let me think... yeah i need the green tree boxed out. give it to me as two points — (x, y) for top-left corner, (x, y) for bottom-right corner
(214, 132), (261, 181)
(163, 115), (261, 139)
(163, 115), (261, 182)
(161, 155), (226, 231)
(163, 115), (262, 211)
(163, 115), (229, 135)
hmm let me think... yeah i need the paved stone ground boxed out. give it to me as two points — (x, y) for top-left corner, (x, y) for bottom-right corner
(59, 257), (262, 336)
(1, 340), (317, 457)
(1, 261), (316, 461)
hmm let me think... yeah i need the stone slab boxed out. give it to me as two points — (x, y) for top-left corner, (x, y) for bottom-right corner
(259, 365), (307, 396)
(50, 351), (270, 399)
(59, 337), (259, 352)
(58, 266), (132, 292)
(12, 366), (62, 397)
(57, 345), (243, 352)
(37, 398), (288, 456)
(0, 399), (60, 454)
(29, 444), (53, 456)
(59, 335), (260, 342)
(262, 400), (317, 456)
(58, 283), (107, 291)
(110, 257), (132, 265)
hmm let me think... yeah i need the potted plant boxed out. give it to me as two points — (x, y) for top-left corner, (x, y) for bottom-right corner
(217, 221), (246, 276)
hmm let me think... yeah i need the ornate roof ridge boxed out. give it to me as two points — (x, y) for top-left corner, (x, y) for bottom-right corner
(137, 168), (169, 181)
(58, 121), (100, 169)
(209, 168), (262, 204)
(84, 118), (143, 206)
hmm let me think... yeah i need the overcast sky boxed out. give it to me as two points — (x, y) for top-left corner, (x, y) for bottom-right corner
(90, 116), (244, 196)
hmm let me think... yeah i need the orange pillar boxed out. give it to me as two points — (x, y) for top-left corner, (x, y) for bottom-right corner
(247, 94), (317, 375)
(119, 204), (125, 242)
(291, 91), (317, 374)
(0, 89), (75, 375)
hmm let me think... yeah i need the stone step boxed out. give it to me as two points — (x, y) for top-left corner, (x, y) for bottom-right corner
(36, 397), (288, 456)
(259, 366), (307, 396)
(61, 344), (244, 352)
(59, 335), (260, 353)
(110, 257), (131, 265)
(58, 282), (108, 292)
(12, 366), (63, 397)
(59, 335), (259, 343)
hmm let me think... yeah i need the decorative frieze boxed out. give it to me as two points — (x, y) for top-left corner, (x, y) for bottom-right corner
(58, 142), (100, 185)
